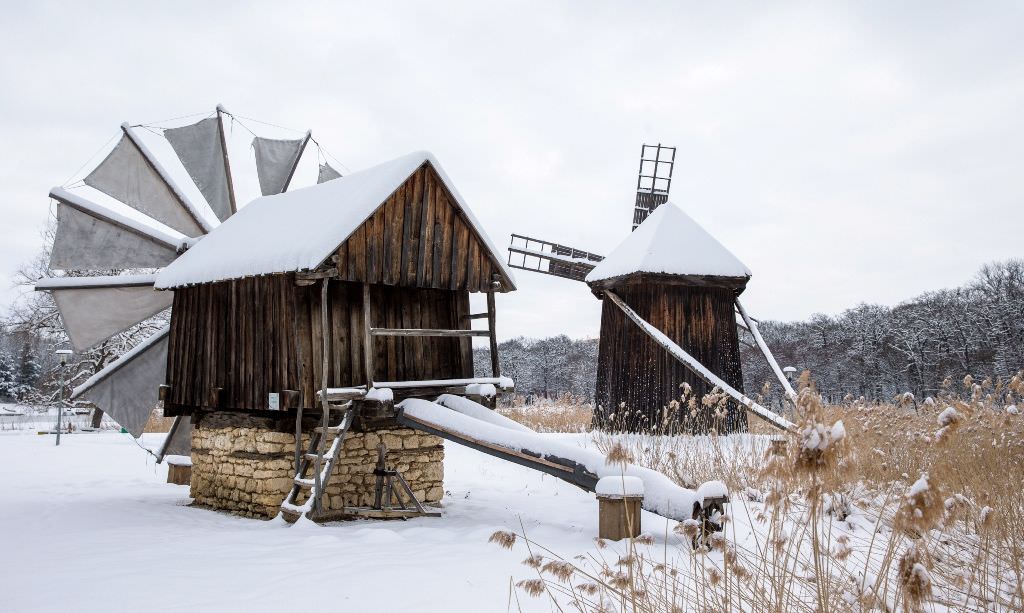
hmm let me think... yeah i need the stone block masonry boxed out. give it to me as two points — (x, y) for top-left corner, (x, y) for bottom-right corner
(190, 421), (444, 519)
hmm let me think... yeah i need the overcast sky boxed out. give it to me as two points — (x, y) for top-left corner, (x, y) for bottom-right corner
(1, 2), (1021, 341)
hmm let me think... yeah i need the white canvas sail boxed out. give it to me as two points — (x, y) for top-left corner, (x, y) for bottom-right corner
(72, 328), (169, 438)
(85, 133), (206, 237)
(317, 162), (342, 183)
(164, 117), (233, 222)
(37, 275), (172, 351)
(50, 197), (180, 270)
(253, 134), (308, 195)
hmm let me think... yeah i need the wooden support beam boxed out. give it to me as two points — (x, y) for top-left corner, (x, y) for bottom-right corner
(362, 283), (374, 391)
(370, 328), (489, 338)
(487, 290), (500, 378)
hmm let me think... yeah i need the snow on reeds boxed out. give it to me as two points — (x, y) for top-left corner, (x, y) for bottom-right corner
(496, 370), (1024, 611)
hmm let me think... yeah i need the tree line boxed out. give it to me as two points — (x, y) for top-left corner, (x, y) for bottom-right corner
(475, 259), (1023, 407)
(741, 259), (1024, 405)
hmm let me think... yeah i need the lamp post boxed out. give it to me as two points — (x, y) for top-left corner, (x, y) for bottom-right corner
(783, 366), (798, 385)
(55, 349), (72, 446)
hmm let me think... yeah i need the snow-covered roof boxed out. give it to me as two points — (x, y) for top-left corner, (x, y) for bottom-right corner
(155, 151), (515, 289)
(585, 202), (751, 284)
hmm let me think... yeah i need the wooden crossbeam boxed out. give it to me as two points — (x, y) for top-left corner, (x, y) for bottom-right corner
(370, 328), (489, 338)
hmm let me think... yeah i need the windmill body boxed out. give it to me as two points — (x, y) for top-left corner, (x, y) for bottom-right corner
(586, 203), (750, 432)
(508, 145), (794, 434)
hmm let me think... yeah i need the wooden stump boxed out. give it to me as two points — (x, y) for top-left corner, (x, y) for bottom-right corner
(598, 495), (643, 540)
(596, 475), (645, 540)
(769, 437), (788, 456)
(166, 458), (192, 486)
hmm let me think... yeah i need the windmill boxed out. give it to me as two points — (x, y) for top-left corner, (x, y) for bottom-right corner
(507, 145), (797, 433)
(35, 105), (344, 459)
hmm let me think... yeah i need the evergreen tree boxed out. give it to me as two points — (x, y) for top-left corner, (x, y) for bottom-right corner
(14, 341), (41, 400)
(0, 350), (15, 401)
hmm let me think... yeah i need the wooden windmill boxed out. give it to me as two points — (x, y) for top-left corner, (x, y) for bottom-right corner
(508, 145), (797, 433)
(35, 106), (345, 460)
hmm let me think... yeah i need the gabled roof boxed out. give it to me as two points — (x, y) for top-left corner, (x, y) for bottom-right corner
(585, 202), (750, 285)
(155, 151), (515, 290)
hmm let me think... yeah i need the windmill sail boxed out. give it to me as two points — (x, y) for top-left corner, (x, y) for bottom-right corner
(317, 162), (342, 183)
(507, 234), (604, 282)
(253, 132), (309, 195)
(163, 117), (233, 222)
(72, 327), (169, 438)
(49, 188), (184, 270)
(36, 275), (172, 351)
(85, 128), (210, 237)
(631, 144), (676, 230)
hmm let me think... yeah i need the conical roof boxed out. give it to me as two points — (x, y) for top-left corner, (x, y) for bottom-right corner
(585, 202), (750, 285)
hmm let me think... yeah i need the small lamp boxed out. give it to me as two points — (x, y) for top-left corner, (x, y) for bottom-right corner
(54, 349), (73, 445)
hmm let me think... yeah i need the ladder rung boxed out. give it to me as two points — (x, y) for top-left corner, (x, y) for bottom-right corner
(304, 453), (328, 462)
(314, 425), (345, 435)
(294, 477), (315, 488)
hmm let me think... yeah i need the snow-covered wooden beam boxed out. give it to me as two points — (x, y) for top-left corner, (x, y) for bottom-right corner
(35, 274), (157, 291)
(604, 290), (796, 433)
(735, 299), (798, 403)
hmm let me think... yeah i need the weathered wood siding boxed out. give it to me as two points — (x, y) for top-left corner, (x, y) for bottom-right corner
(335, 164), (513, 293)
(166, 275), (472, 411)
(593, 284), (747, 433)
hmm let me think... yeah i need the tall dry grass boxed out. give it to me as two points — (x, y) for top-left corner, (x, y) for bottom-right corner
(494, 371), (1024, 612)
(497, 393), (594, 433)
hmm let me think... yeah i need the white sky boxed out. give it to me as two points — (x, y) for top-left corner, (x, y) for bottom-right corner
(1, 2), (1022, 341)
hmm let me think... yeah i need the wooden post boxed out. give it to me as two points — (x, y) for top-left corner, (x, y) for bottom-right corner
(362, 282), (374, 390)
(215, 104), (238, 215)
(597, 496), (643, 541)
(314, 277), (330, 515)
(596, 476), (644, 540)
(486, 290), (500, 378)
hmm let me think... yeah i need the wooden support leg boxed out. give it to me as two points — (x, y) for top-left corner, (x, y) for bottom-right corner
(362, 282), (374, 390)
(486, 290), (500, 378)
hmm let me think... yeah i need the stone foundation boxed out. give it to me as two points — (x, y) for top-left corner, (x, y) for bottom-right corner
(190, 420), (444, 519)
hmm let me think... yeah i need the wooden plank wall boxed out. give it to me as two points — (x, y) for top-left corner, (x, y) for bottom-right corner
(167, 274), (299, 411)
(593, 285), (747, 434)
(335, 164), (511, 293)
(294, 281), (473, 405)
(166, 276), (473, 411)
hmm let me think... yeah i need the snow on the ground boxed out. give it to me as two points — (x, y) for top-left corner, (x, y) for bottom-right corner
(0, 428), (679, 612)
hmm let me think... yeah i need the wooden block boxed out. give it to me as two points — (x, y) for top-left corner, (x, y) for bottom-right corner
(597, 495), (642, 541)
(166, 461), (191, 486)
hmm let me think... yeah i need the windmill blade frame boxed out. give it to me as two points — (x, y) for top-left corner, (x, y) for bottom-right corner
(506, 233), (604, 282)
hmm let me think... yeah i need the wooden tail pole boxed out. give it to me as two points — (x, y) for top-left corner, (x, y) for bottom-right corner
(603, 290), (796, 433)
(734, 299), (799, 404)
(155, 415), (184, 463)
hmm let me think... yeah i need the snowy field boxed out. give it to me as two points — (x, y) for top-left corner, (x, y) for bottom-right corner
(0, 428), (675, 612)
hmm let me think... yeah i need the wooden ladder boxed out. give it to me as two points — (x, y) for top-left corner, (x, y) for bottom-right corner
(280, 403), (355, 522)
